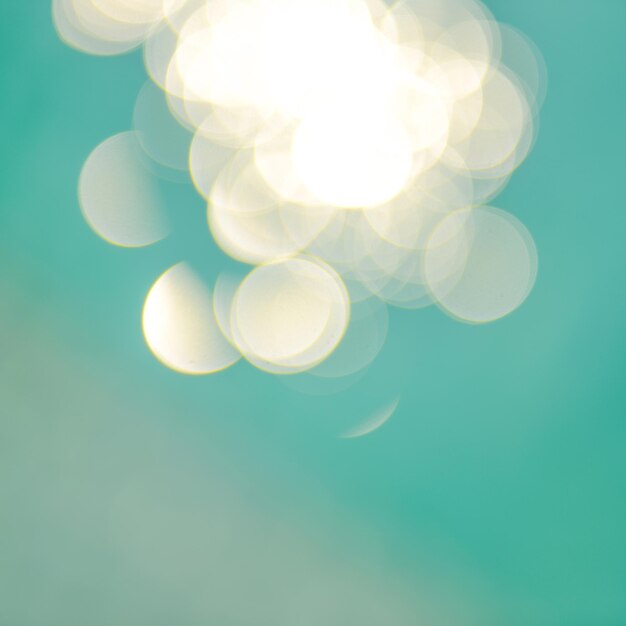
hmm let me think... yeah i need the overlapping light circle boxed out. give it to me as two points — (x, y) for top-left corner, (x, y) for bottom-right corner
(57, 0), (544, 377)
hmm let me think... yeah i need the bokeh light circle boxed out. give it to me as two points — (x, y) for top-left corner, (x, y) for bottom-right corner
(230, 257), (350, 373)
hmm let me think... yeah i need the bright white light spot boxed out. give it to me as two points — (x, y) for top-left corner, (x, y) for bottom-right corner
(293, 106), (414, 209)
(143, 263), (240, 374)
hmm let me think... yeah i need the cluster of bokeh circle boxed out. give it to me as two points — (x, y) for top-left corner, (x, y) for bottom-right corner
(55, 0), (545, 380)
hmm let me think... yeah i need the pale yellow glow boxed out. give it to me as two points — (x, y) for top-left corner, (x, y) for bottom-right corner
(208, 153), (334, 265)
(231, 258), (350, 373)
(363, 165), (474, 250)
(188, 130), (233, 199)
(444, 68), (529, 173)
(91, 0), (166, 25)
(53, 0), (143, 55)
(69, 0), (155, 43)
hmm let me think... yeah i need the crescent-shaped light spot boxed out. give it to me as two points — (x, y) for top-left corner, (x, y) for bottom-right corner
(340, 396), (400, 440)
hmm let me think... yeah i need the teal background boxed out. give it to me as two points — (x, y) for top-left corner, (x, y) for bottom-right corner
(1, 1), (626, 624)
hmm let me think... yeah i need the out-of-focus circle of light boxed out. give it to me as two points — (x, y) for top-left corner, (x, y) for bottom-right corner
(142, 263), (240, 374)
(424, 206), (538, 323)
(341, 396), (401, 439)
(78, 132), (169, 247)
(230, 258), (350, 373)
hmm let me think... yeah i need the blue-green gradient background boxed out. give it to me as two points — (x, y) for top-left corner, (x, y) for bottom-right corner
(1, 1), (625, 624)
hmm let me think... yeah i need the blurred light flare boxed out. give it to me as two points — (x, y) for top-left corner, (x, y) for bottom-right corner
(142, 263), (240, 374)
(341, 396), (401, 439)
(78, 131), (169, 247)
(56, 0), (545, 378)
(230, 258), (350, 374)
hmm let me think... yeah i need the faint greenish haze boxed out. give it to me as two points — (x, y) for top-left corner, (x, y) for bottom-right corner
(1, 1), (625, 625)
